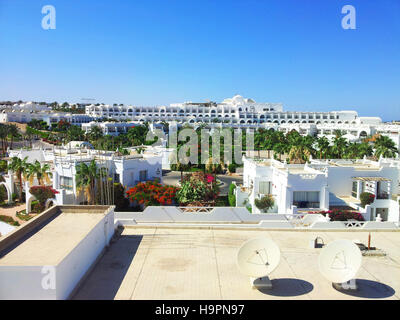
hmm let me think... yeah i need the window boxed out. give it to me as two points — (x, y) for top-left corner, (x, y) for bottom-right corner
(139, 170), (148, 182)
(60, 176), (73, 190)
(114, 173), (120, 183)
(293, 191), (320, 208)
(259, 181), (271, 195)
(352, 181), (357, 198)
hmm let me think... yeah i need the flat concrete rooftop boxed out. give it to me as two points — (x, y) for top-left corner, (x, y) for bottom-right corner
(73, 227), (400, 300)
(0, 205), (113, 266)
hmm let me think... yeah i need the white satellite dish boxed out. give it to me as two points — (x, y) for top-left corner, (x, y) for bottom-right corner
(237, 238), (280, 289)
(318, 239), (362, 286)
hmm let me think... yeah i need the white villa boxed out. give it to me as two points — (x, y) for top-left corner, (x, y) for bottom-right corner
(239, 156), (400, 222)
(3, 147), (163, 212)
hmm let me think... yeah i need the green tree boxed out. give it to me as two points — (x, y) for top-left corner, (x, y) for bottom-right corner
(7, 124), (20, 149)
(87, 126), (103, 142)
(126, 125), (149, 146)
(331, 136), (348, 159)
(315, 136), (330, 159)
(26, 160), (52, 186)
(228, 183), (236, 207)
(374, 135), (398, 159)
(8, 156), (29, 202)
(75, 160), (104, 205)
(288, 144), (311, 164)
(66, 125), (85, 142)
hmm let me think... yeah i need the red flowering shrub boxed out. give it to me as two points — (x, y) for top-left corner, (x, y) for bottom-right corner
(29, 186), (59, 212)
(360, 192), (375, 208)
(176, 172), (220, 205)
(126, 181), (178, 207)
(310, 209), (364, 221)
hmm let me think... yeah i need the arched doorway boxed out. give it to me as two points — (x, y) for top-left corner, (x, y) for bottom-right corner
(0, 182), (12, 203)
(45, 198), (57, 210)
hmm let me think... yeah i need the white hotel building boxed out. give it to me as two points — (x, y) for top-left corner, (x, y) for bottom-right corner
(2, 97), (399, 149)
(85, 95), (382, 126)
(0, 102), (92, 126)
(84, 95), (400, 150)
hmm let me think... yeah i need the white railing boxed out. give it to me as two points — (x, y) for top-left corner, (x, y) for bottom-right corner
(178, 207), (214, 213)
(343, 221), (366, 228)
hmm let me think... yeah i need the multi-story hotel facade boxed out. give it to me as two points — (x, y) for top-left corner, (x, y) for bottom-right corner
(85, 95), (382, 126)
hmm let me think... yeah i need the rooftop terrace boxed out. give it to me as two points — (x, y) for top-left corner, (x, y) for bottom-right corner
(73, 227), (400, 300)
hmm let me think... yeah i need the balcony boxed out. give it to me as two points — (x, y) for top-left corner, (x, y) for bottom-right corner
(377, 192), (389, 200)
(293, 201), (320, 209)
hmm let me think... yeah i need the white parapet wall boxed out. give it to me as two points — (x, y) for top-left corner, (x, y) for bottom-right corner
(115, 206), (289, 224)
(115, 206), (399, 230)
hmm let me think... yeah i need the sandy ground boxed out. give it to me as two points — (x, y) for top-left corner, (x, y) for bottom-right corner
(0, 203), (28, 224)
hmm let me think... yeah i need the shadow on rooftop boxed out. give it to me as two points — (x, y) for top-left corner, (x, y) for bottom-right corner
(72, 232), (143, 300)
(333, 279), (395, 299)
(257, 278), (313, 297)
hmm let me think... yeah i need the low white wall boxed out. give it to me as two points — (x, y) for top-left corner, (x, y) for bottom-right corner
(56, 209), (115, 299)
(0, 266), (56, 299)
(115, 207), (290, 224)
(362, 221), (398, 229)
(0, 208), (115, 300)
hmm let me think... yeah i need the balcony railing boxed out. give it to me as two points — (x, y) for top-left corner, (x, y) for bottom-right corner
(293, 201), (320, 209)
(377, 193), (389, 200)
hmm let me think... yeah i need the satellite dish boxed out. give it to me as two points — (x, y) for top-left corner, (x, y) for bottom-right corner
(237, 238), (280, 278)
(318, 239), (362, 284)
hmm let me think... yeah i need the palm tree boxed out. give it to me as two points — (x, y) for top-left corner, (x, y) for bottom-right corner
(6, 124), (19, 149)
(0, 124), (10, 155)
(7, 156), (29, 202)
(288, 145), (311, 164)
(333, 129), (345, 138)
(273, 142), (287, 161)
(26, 160), (52, 185)
(374, 135), (398, 159)
(75, 160), (107, 204)
(315, 136), (330, 159)
(66, 125), (85, 142)
(87, 126), (103, 142)
(331, 136), (348, 159)
(357, 142), (374, 158)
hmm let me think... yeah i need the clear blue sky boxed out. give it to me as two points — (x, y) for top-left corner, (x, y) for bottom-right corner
(0, 0), (399, 120)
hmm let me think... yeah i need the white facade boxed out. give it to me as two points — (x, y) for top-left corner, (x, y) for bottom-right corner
(52, 149), (163, 205)
(85, 95), (369, 126)
(82, 121), (142, 136)
(241, 156), (400, 222)
(4, 147), (163, 208)
(0, 110), (92, 126)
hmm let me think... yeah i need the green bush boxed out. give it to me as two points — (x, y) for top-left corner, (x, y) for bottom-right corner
(0, 215), (19, 226)
(228, 163), (237, 173)
(176, 172), (219, 205)
(254, 194), (275, 213)
(228, 183), (236, 207)
(0, 185), (7, 203)
(16, 211), (33, 221)
(0, 160), (7, 173)
(360, 192), (375, 208)
(215, 196), (229, 207)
